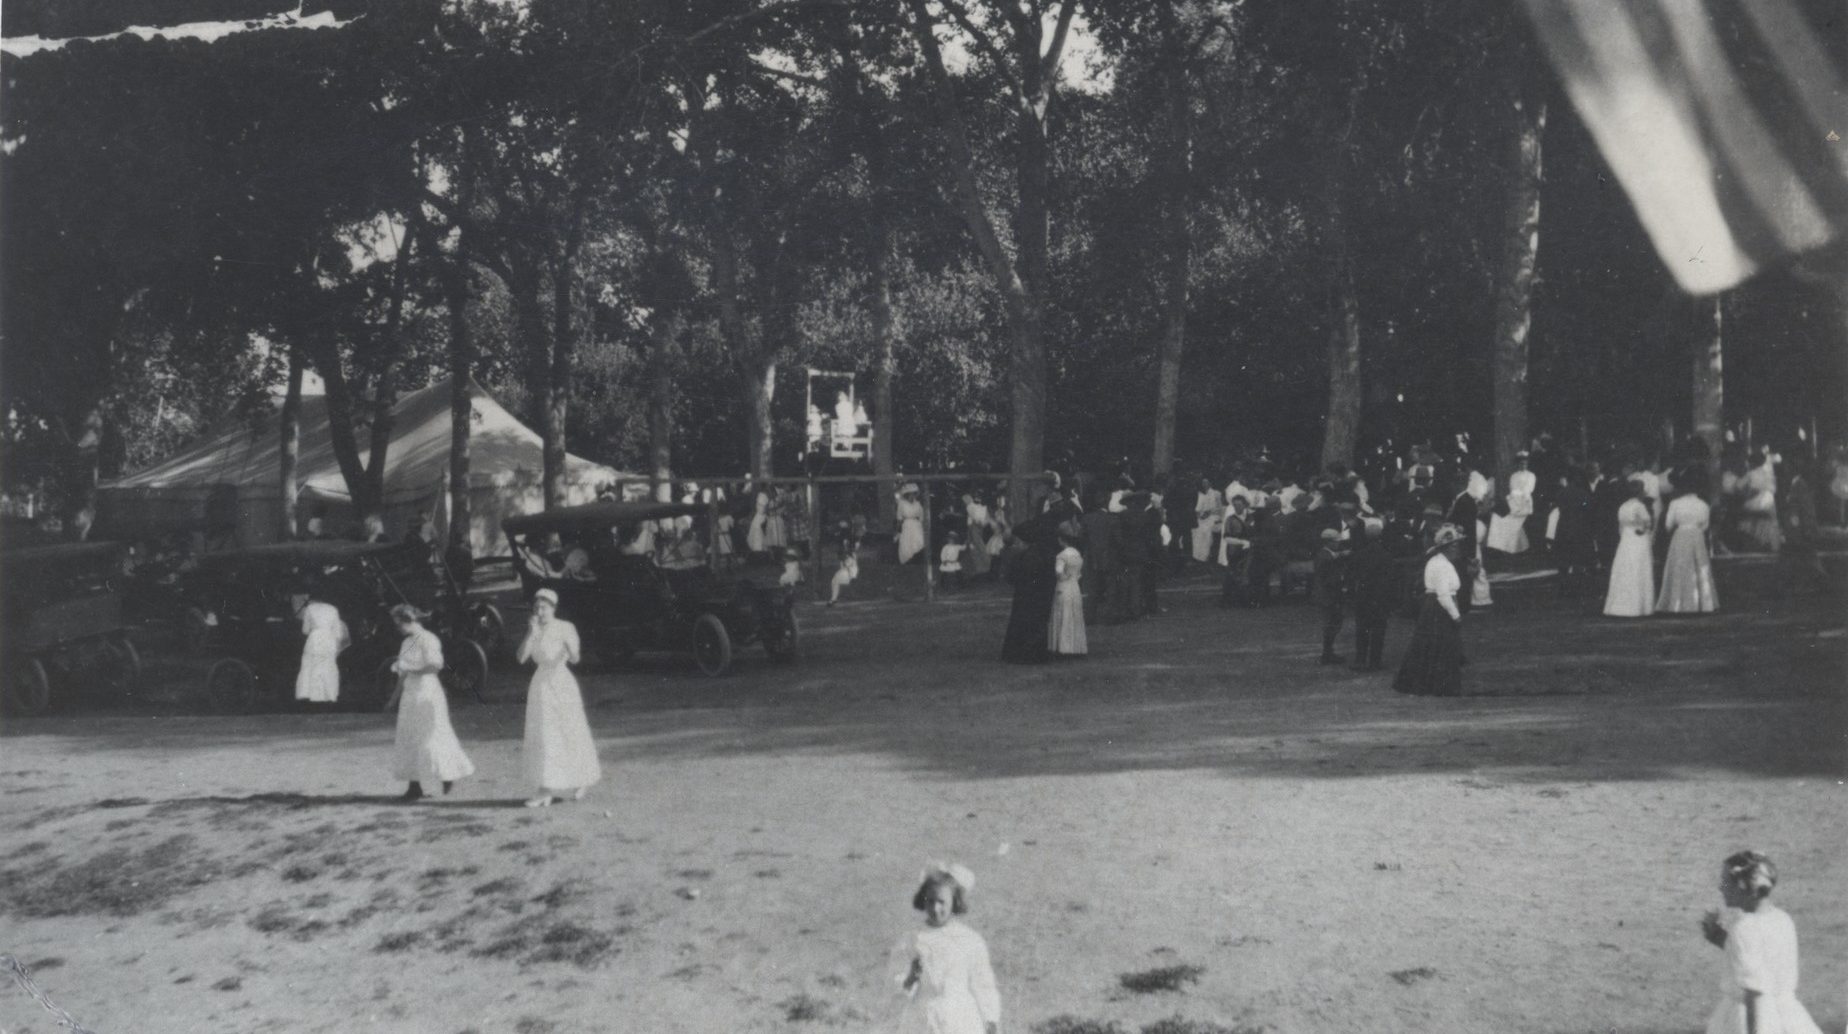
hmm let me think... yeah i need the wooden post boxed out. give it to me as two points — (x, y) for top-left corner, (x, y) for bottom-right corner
(921, 480), (935, 603)
(808, 477), (822, 594)
(707, 494), (720, 573)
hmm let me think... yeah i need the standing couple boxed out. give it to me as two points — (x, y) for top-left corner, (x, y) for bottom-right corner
(1000, 503), (1087, 664)
(387, 589), (603, 807)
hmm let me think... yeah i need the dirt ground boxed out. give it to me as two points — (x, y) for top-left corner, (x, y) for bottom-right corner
(2, 559), (1844, 1034)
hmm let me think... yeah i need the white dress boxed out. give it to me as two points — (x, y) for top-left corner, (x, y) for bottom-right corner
(896, 495), (927, 564)
(1486, 470), (1534, 553)
(1657, 495), (1719, 613)
(748, 491), (771, 553)
(519, 619), (601, 793)
(1603, 498), (1656, 617)
(1048, 546), (1086, 655)
(294, 601), (347, 703)
(764, 492), (789, 549)
(1706, 906), (1824, 1034)
(1192, 489), (1223, 562)
(895, 921), (1001, 1034)
(390, 629), (475, 784)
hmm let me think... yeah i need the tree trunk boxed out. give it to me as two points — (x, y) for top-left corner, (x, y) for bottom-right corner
(1150, 37), (1193, 481)
(1491, 75), (1547, 478)
(312, 335), (381, 518)
(647, 310), (683, 502)
(365, 232), (414, 507)
(740, 359), (777, 481)
(1010, 101), (1051, 516)
(868, 232), (899, 528)
(279, 348), (305, 540)
(1692, 294), (1724, 490)
(446, 271), (474, 557)
(62, 400), (105, 541)
(544, 254), (575, 509)
(1321, 207), (1362, 472)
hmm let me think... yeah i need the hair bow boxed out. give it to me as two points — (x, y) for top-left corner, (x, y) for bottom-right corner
(922, 860), (975, 893)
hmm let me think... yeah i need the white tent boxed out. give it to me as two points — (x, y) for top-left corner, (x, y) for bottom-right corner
(99, 375), (628, 556)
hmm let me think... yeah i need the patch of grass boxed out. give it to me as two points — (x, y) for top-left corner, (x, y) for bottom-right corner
(672, 868), (714, 881)
(173, 975), (193, 985)
(1119, 964), (1205, 995)
(339, 905), (381, 929)
(1, 834), (222, 918)
(292, 919), (331, 941)
(472, 877), (523, 898)
(211, 976), (242, 992)
(418, 822), (494, 843)
(1140, 1019), (1266, 1034)
(530, 879), (588, 910)
(497, 840), (532, 853)
(753, 868), (781, 879)
(780, 993), (833, 1023)
(1034, 1018), (1127, 1034)
(249, 905), (300, 934)
(302, 892), (334, 909)
(525, 922), (620, 968)
(513, 1019), (556, 1034)
(282, 865), (320, 883)
(375, 931), (425, 954)
(1389, 967), (1437, 986)
(28, 957), (65, 971)
(103, 819), (137, 832)
(6, 840), (51, 859)
(472, 933), (531, 960)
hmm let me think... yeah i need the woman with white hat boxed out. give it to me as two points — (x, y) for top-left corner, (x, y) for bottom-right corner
(517, 588), (601, 807)
(1393, 524), (1468, 697)
(895, 483), (927, 565)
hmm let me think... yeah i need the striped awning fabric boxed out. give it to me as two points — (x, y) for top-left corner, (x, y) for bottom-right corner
(1523, 0), (1848, 294)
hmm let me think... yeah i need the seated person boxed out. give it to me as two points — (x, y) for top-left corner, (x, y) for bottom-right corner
(562, 546), (596, 581)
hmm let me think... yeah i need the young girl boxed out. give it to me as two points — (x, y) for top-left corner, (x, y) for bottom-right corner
(388, 604), (474, 802)
(1048, 530), (1086, 657)
(894, 863), (1000, 1034)
(518, 589), (601, 808)
(1700, 851), (1823, 1034)
(939, 531), (966, 590)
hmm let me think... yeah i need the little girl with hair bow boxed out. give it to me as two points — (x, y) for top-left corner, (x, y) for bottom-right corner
(1700, 851), (1824, 1034)
(892, 862), (1000, 1034)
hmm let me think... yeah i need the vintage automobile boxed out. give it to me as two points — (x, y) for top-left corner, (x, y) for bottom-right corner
(176, 540), (500, 712)
(1, 541), (143, 715)
(503, 500), (798, 677)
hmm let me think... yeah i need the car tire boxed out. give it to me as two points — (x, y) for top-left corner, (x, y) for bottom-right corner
(206, 658), (259, 714)
(6, 658), (53, 716)
(443, 640), (490, 704)
(468, 602), (506, 663)
(99, 636), (142, 698)
(763, 608), (798, 662)
(692, 613), (732, 677)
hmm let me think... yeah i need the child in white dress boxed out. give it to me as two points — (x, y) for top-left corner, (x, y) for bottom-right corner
(1700, 851), (1824, 1034)
(894, 864), (1000, 1034)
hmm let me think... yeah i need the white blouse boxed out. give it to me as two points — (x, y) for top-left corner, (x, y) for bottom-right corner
(1423, 553), (1461, 596)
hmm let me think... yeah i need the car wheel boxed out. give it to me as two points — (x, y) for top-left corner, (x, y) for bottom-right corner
(182, 607), (212, 654)
(691, 613), (733, 677)
(468, 602), (506, 663)
(443, 640), (491, 704)
(206, 658), (259, 714)
(763, 608), (798, 662)
(98, 636), (143, 698)
(6, 658), (53, 716)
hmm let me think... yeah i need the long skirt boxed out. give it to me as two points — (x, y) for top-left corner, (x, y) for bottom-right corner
(1001, 586), (1055, 664)
(1393, 596), (1463, 697)
(1603, 534), (1656, 617)
(522, 664), (602, 792)
(1656, 526), (1719, 613)
(965, 528), (993, 576)
(897, 519), (927, 565)
(1048, 584), (1087, 655)
(295, 634), (341, 703)
(1485, 512), (1529, 554)
(392, 675), (475, 784)
(1191, 522), (1216, 563)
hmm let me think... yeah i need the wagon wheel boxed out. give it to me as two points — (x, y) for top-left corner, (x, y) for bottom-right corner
(466, 602), (506, 662)
(691, 613), (733, 677)
(762, 607), (799, 663)
(97, 636), (143, 699)
(205, 658), (259, 714)
(443, 640), (490, 704)
(182, 607), (212, 654)
(6, 658), (53, 716)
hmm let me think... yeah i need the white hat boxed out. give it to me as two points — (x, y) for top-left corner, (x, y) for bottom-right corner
(533, 588), (560, 607)
(923, 860), (975, 892)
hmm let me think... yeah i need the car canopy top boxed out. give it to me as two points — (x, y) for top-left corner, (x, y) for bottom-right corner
(502, 500), (706, 538)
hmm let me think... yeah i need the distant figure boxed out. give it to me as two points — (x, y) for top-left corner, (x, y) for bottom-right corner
(1547, 468), (1596, 596)
(939, 530), (966, 590)
(1192, 477), (1223, 564)
(388, 604), (474, 802)
(1486, 452), (1534, 553)
(962, 492), (993, 579)
(1657, 490), (1719, 614)
(834, 391), (857, 436)
(748, 488), (772, 554)
(1048, 530), (1087, 658)
(1312, 528), (1349, 665)
(1603, 481), (1657, 618)
(896, 484), (927, 565)
(361, 514), (389, 544)
(1394, 524), (1467, 697)
(893, 863), (1000, 1034)
(1699, 851), (1824, 1034)
(518, 589), (600, 808)
(778, 547), (805, 588)
(1000, 517), (1059, 664)
(1347, 520), (1395, 671)
(828, 549), (860, 606)
(292, 590), (348, 704)
(1739, 448), (1782, 552)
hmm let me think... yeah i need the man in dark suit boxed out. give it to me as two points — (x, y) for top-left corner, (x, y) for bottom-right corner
(1114, 492), (1151, 620)
(1347, 519), (1397, 670)
(1588, 459), (1629, 575)
(1548, 467), (1595, 595)
(1445, 475), (1482, 615)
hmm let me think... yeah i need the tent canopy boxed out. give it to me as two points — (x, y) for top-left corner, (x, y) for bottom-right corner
(100, 375), (629, 555)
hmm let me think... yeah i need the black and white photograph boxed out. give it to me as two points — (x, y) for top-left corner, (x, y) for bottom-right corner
(1, 1), (1845, 1032)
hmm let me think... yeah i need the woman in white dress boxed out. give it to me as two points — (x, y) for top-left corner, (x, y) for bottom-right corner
(1603, 482), (1657, 617)
(764, 486), (790, 550)
(1048, 532), (1087, 657)
(1192, 478), (1223, 564)
(388, 605), (474, 801)
(518, 589), (601, 807)
(293, 590), (348, 704)
(1700, 851), (1824, 1034)
(1485, 455), (1534, 554)
(1657, 489), (1719, 613)
(748, 488), (772, 554)
(963, 492), (993, 578)
(1739, 450), (1782, 553)
(896, 484), (927, 565)
(893, 864), (1001, 1034)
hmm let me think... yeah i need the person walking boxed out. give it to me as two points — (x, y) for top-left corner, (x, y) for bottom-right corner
(388, 605), (474, 801)
(1394, 525), (1468, 697)
(517, 589), (601, 808)
(1603, 480), (1657, 617)
(1348, 520), (1396, 671)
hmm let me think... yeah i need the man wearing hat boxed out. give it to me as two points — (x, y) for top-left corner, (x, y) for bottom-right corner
(1347, 519), (1396, 670)
(1311, 527), (1350, 664)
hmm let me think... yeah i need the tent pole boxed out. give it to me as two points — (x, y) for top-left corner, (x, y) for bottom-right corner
(922, 480), (935, 603)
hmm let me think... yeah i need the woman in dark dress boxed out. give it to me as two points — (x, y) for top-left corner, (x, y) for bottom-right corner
(1001, 512), (1063, 664)
(1393, 524), (1467, 697)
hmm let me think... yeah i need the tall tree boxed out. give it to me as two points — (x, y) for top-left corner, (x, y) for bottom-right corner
(1489, 28), (1547, 477)
(903, 0), (1078, 511)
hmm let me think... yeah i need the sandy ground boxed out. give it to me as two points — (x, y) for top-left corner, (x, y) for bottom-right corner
(1, 561), (1844, 1034)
